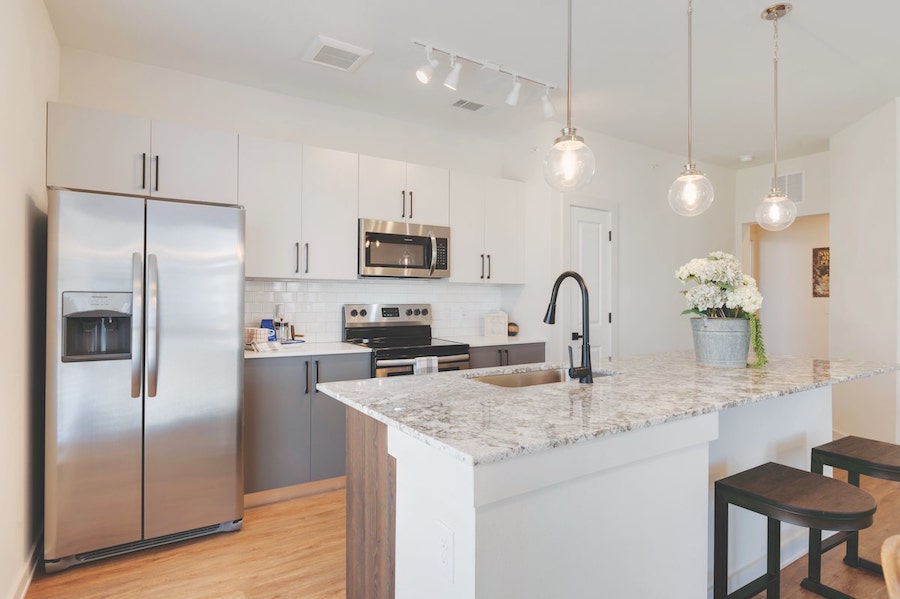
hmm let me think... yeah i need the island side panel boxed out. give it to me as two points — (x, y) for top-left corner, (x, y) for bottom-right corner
(346, 408), (395, 599)
(707, 386), (833, 593)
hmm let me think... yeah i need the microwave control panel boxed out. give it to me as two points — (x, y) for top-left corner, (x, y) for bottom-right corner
(435, 238), (448, 270)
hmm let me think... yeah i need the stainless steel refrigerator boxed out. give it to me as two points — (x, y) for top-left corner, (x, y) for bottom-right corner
(44, 189), (245, 572)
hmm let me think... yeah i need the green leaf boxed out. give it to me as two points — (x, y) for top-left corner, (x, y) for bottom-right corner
(681, 308), (705, 316)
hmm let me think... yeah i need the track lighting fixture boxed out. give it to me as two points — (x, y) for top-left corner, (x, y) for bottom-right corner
(443, 55), (462, 91)
(505, 76), (522, 107)
(415, 46), (438, 84)
(541, 87), (556, 119)
(411, 40), (556, 118)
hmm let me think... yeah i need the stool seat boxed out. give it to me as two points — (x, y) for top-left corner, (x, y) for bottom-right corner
(717, 462), (877, 531)
(715, 462), (876, 599)
(814, 436), (900, 482)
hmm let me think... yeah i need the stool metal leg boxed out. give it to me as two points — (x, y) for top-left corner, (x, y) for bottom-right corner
(714, 489), (728, 599)
(767, 517), (781, 598)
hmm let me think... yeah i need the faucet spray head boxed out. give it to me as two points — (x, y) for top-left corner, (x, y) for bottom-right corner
(543, 303), (557, 324)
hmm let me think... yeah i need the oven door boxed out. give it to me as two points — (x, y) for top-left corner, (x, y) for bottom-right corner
(374, 354), (469, 377)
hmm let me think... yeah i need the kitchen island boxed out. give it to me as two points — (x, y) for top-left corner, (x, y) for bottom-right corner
(318, 352), (896, 598)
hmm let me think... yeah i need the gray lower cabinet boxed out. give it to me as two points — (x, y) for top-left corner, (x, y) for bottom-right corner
(468, 342), (545, 369)
(243, 352), (370, 493)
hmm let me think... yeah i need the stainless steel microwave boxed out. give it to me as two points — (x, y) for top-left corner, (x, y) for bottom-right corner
(359, 218), (450, 278)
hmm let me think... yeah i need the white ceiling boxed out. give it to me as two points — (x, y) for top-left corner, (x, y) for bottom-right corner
(43, 0), (900, 169)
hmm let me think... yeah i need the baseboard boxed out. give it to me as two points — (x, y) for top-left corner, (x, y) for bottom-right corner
(10, 538), (40, 599)
(243, 476), (346, 509)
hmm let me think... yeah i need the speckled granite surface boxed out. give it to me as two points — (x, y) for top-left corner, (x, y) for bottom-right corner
(317, 351), (897, 466)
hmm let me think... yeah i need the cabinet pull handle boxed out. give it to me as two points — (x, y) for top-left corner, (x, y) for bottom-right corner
(295, 242), (300, 274)
(154, 155), (160, 191)
(498, 349), (504, 366)
(505, 349), (510, 365)
(487, 254), (492, 279)
(315, 360), (320, 390)
(409, 191), (414, 219)
(305, 361), (310, 395)
(401, 190), (406, 218)
(480, 254), (485, 279)
(141, 153), (147, 189)
(304, 243), (310, 274)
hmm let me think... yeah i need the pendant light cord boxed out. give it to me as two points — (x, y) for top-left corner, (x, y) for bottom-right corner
(566, 0), (573, 130)
(772, 15), (780, 187)
(687, 0), (694, 166)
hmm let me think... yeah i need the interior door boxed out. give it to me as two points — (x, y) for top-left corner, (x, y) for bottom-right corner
(569, 206), (612, 365)
(143, 199), (244, 539)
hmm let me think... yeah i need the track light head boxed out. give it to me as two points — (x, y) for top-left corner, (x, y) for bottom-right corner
(443, 55), (462, 90)
(505, 76), (522, 107)
(541, 87), (556, 118)
(415, 46), (439, 84)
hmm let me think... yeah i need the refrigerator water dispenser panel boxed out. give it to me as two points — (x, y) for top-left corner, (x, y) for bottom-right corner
(62, 292), (132, 362)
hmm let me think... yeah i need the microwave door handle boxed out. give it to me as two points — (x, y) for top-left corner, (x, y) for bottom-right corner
(428, 231), (437, 276)
(130, 252), (143, 398)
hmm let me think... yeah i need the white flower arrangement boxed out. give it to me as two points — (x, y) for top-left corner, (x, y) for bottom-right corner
(676, 251), (768, 367)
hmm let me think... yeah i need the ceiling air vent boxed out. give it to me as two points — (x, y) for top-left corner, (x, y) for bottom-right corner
(303, 35), (372, 72)
(772, 171), (805, 203)
(452, 99), (485, 112)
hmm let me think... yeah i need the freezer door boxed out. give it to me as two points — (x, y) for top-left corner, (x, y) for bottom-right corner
(45, 190), (145, 559)
(143, 199), (245, 538)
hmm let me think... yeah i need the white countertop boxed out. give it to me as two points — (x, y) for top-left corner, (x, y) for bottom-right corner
(244, 341), (371, 359)
(317, 351), (897, 466)
(438, 335), (546, 347)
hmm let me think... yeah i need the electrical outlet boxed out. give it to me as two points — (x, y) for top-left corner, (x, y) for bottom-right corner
(435, 519), (454, 582)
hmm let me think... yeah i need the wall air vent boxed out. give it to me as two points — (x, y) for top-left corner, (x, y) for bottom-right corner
(303, 35), (372, 72)
(772, 171), (805, 203)
(452, 99), (485, 111)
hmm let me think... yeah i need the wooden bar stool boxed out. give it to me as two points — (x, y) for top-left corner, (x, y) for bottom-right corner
(714, 462), (876, 599)
(803, 436), (900, 596)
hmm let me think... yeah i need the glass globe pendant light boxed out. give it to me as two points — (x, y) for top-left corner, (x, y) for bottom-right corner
(755, 4), (797, 232)
(668, 0), (714, 216)
(543, 0), (595, 192)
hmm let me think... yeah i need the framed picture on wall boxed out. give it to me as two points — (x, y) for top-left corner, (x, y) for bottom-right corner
(813, 247), (829, 298)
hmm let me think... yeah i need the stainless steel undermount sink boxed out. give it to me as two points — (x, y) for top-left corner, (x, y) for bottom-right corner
(471, 369), (568, 387)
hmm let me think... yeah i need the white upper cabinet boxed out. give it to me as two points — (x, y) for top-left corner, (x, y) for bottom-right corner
(47, 102), (238, 204)
(449, 171), (525, 285)
(358, 155), (449, 225)
(238, 134), (303, 279)
(301, 146), (359, 280)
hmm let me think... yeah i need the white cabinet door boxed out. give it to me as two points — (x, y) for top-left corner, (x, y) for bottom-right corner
(47, 102), (151, 196)
(301, 146), (359, 280)
(449, 171), (486, 283)
(359, 155), (449, 225)
(406, 163), (449, 226)
(358, 155), (407, 222)
(483, 177), (525, 284)
(238, 135), (303, 278)
(150, 119), (238, 204)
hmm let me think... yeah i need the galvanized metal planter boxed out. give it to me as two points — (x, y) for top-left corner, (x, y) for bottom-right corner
(690, 317), (750, 368)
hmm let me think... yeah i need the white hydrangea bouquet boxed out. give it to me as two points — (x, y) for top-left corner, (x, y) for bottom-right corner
(676, 251), (767, 367)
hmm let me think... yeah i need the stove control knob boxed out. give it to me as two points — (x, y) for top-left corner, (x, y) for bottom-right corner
(360, 309), (368, 317)
(350, 309), (359, 317)
(414, 308), (421, 316)
(405, 309), (413, 316)
(421, 308), (429, 316)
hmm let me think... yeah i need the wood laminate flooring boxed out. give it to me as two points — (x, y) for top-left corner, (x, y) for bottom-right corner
(25, 474), (900, 598)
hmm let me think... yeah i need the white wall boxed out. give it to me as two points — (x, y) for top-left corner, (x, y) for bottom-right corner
(829, 99), (899, 441)
(756, 214), (830, 358)
(734, 151), (830, 225)
(0, 2), (59, 598)
(60, 49), (736, 362)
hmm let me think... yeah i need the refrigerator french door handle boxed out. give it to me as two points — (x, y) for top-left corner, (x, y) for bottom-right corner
(131, 252), (144, 398)
(147, 253), (160, 397)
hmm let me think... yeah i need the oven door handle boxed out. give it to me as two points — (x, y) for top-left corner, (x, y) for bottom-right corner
(375, 354), (469, 368)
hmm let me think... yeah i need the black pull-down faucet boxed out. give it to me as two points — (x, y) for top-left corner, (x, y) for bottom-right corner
(543, 270), (593, 383)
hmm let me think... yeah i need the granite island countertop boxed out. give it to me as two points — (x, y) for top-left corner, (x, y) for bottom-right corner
(317, 351), (897, 466)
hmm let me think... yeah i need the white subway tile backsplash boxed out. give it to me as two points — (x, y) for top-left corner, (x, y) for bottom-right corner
(245, 278), (503, 341)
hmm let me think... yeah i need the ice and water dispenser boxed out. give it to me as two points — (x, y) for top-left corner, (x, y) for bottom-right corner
(61, 292), (132, 362)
